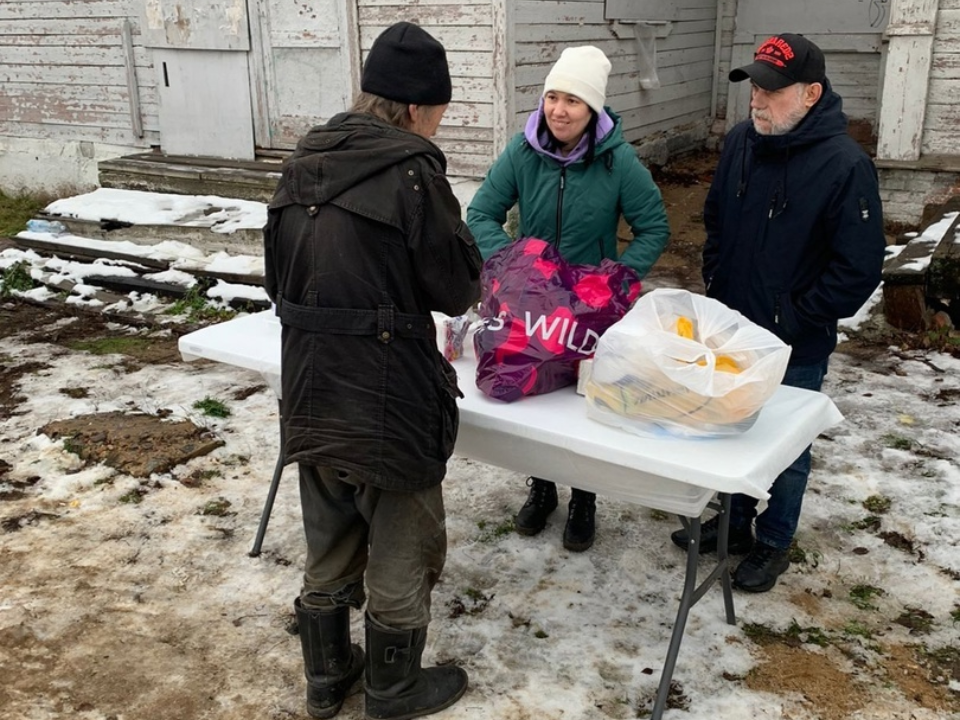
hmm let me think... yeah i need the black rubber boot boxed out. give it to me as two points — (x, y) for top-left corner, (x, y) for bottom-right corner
(670, 515), (754, 555)
(562, 489), (596, 552)
(294, 598), (365, 719)
(364, 616), (468, 720)
(514, 477), (559, 536)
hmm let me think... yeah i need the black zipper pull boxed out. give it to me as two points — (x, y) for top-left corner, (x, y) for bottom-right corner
(768, 191), (779, 219)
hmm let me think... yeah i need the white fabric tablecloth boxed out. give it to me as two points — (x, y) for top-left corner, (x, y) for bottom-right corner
(179, 310), (843, 516)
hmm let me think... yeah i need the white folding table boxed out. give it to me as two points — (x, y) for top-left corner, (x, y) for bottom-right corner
(179, 310), (842, 720)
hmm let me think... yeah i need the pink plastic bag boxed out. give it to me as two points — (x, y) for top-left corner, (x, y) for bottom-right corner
(474, 238), (641, 402)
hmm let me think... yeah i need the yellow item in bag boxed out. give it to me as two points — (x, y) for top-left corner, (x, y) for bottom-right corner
(715, 355), (742, 374)
(676, 316), (695, 340)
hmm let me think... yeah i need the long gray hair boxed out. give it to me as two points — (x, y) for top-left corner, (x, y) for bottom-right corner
(351, 92), (411, 129)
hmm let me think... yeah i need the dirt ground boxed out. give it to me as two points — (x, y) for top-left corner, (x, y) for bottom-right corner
(2, 152), (955, 720)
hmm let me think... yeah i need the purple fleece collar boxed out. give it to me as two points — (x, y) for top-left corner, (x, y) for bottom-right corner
(523, 98), (614, 166)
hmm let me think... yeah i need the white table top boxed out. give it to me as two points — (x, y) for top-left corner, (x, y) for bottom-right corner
(179, 310), (843, 516)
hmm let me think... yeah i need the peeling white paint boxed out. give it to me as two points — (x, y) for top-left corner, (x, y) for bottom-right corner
(144, 0), (164, 30)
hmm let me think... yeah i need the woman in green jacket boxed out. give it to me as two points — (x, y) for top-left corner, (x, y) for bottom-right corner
(467, 45), (670, 552)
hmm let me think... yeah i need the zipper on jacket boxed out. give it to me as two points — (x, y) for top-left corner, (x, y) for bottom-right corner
(554, 167), (566, 249)
(774, 296), (781, 326)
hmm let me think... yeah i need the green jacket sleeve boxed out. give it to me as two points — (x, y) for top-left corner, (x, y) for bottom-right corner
(616, 149), (671, 278)
(466, 137), (521, 260)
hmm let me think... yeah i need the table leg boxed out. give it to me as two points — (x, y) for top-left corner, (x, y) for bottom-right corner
(650, 495), (738, 719)
(650, 516), (702, 719)
(249, 451), (285, 557)
(250, 403), (286, 557)
(716, 493), (736, 625)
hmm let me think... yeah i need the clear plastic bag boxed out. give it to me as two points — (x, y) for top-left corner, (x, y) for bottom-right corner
(584, 288), (791, 437)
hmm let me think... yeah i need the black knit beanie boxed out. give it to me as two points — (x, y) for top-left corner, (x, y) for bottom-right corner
(361, 22), (452, 105)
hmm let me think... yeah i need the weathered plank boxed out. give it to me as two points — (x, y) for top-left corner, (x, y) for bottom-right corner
(2, 81), (154, 104)
(0, 1), (134, 20)
(0, 120), (159, 144)
(358, 4), (492, 26)
(0, 32), (124, 47)
(0, 97), (147, 126)
(516, 16), (715, 42)
(928, 215), (960, 298)
(359, 24), (493, 51)
(617, 91), (712, 129)
(514, 1), (608, 25)
(0, 44), (152, 66)
(923, 103), (960, 154)
(14, 234), (170, 270)
(0, 18), (140, 36)
(927, 77), (960, 103)
(516, 63), (714, 107)
(360, 0), (489, 5)
(931, 55), (960, 79)
(877, 33), (935, 161)
(515, 46), (715, 85)
(935, 8), (960, 32)
(619, 110), (711, 142)
(0, 63), (131, 85)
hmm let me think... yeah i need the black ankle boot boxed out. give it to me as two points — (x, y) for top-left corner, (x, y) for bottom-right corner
(733, 542), (790, 593)
(670, 515), (754, 555)
(294, 598), (365, 719)
(364, 615), (468, 720)
(563, 489), (596, 552)
(514, 477), (558, 536)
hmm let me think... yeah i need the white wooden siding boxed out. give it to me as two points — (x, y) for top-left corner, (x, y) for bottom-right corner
(0, 0), (159, 147)
(925, 1), (960, 155)
(512, 0), (718, 147)
(357, 0), (497, 177)
(713, 0), (737, 122)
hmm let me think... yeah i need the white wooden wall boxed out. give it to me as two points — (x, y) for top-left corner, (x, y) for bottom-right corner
(713, 0), (737, 123)
(926, 0), (960, 154)
(0, 0), (158, 147)
(512, 0), (719, 144)
(356, 0), (498, 178)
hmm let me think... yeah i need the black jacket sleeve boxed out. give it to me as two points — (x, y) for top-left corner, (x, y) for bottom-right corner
(408, 172), (483, 317)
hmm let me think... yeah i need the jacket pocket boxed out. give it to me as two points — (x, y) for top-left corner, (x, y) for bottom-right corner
(456, 221), (483, 280)
(774, 292), (800, 343)
(436, 354), (461, 458)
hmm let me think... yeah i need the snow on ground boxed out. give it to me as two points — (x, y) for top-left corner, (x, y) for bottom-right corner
(1, 304), (958, 720)
(1, 191), (958, 720)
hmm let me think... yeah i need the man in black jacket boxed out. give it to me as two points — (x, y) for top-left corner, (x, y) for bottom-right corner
(263, 22), (482, 720)
(671, 34), (885, 592)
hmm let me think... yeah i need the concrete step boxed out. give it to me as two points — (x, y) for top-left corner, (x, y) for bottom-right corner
(98, 151), (482, 211)
(99, 152), (284, 203)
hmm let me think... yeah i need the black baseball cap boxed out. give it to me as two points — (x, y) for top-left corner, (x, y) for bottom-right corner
(729, 33), (826, 90)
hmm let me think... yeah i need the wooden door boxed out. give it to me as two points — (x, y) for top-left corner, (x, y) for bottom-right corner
(142, 0), (256, 159)
(248, 0), (360, 149)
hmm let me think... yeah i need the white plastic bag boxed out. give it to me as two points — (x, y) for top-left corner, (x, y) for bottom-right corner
(432, 308), (480, 361)
(584, 288), (791, 437)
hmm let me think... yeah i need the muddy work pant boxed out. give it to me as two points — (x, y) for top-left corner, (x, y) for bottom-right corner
(297, 464), (447, 630)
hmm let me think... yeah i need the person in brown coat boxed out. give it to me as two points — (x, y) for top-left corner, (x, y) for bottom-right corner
(263, 22), (482, 720)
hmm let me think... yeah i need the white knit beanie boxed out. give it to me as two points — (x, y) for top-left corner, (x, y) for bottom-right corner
(542, 46), (612, 115)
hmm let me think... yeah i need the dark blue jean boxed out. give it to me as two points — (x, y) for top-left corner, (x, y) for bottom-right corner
(731, 359), (829, 550)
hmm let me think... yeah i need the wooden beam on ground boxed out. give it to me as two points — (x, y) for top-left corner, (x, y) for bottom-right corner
(13, 236), (170, 271)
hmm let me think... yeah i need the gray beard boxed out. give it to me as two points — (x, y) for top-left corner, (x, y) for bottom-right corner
(752, 105), (808, 136)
